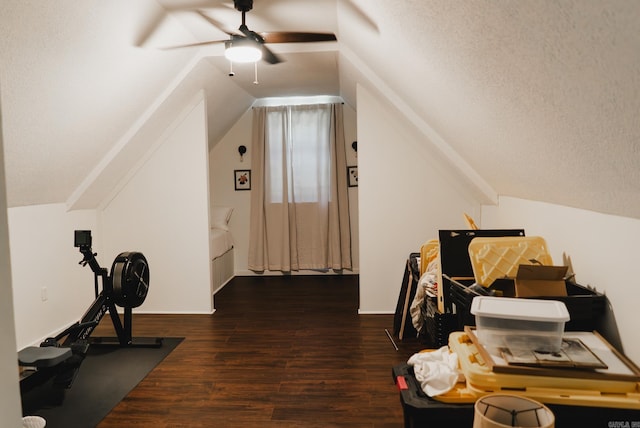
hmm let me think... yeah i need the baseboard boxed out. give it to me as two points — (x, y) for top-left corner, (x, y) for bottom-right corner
(132, 309), (215, 315)
(234, 269), (359, 276)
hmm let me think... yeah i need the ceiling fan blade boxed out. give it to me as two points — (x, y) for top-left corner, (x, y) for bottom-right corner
(261, 44), (283, 64)
(259, 32), (337, 44)
(160, 39), (228, 50)
(196, 10), (237, 36)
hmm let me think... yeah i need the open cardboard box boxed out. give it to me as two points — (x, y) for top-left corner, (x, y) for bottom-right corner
(490, 264), (569, 298)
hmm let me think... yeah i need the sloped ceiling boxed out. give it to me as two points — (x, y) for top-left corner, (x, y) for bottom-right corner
(1, 1), (639, 219)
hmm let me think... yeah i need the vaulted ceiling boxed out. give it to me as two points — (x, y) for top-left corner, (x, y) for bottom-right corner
(1, 1), (639, 218)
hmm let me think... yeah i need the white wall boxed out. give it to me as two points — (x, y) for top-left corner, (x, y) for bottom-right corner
(482, 196), (640, 364)
(357, 85), (482, 313)
(209, 101), (360, 276)
(0, 101), (21, 427)
(343, 104), (360, 270)
(101, 93), (212, 314)
(9, 204), (98, 349)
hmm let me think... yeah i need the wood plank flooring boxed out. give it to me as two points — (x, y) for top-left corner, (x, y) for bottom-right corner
(96, 275), (423, 428)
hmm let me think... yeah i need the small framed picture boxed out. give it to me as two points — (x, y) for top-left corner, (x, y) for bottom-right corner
(347, 166), (358, 187)
(234, 170), (251, 191)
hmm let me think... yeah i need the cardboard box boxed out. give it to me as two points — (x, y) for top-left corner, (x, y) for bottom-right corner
(482, 265), (569, 298)
(514, 265), (568, 298)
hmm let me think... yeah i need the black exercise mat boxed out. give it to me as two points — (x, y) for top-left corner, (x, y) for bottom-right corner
(21, 337), (183, 428)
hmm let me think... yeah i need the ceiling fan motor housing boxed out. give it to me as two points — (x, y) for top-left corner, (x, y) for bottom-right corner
(234, 0), (253, 12)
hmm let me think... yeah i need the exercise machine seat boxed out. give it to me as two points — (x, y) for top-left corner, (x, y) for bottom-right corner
(18, 346), (72, 368)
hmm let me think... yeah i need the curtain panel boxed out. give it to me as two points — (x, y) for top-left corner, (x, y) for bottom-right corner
(248, 103), (352, 272)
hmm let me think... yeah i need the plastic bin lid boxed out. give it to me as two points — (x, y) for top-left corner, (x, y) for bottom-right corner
(470, 296), (570, 322)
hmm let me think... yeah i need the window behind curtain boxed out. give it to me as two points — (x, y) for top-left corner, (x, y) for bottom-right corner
(265, 105), (331, 203)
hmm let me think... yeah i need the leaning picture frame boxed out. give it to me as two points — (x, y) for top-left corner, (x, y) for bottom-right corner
(347, 166), (358, 187)
(234, 170), (251, 191)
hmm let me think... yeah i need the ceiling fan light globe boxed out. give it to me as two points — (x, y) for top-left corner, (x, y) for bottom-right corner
(225, 45), (262, 63)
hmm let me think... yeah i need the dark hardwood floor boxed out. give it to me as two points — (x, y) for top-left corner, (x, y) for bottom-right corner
(96, 275), (424, 427)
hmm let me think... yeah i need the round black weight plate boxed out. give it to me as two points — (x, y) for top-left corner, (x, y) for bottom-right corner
(111, 252), (149, 308)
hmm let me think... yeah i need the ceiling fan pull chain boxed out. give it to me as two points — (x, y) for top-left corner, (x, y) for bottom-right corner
(229, 61), (235, 77)
(253, 62), (259, 85)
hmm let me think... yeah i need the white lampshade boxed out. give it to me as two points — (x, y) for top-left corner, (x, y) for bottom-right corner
(473, 394), (554, 428)
(225, 39), (262, 63)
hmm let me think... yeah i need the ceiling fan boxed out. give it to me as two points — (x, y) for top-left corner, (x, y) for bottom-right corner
(164, 0), (337, 65)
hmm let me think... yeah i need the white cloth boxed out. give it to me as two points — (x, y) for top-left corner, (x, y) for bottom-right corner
(407, 347), (462, 397)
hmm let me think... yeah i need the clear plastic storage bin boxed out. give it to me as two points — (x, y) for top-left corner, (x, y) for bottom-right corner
(470, 296), (570, 352)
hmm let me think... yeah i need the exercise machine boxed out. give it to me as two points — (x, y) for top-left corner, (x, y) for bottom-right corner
(18, 230), (162, 399)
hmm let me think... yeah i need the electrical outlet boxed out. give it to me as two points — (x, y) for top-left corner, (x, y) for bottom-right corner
(41, 286), (47, 302)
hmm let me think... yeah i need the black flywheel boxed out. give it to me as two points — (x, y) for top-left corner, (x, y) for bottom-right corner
(111, 252), (149, 308)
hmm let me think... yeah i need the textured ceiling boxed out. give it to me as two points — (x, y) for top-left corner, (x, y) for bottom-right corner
(1, 0), (639, 219)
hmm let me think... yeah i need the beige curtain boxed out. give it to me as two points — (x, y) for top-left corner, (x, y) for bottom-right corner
(248, 103), (352, 272)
